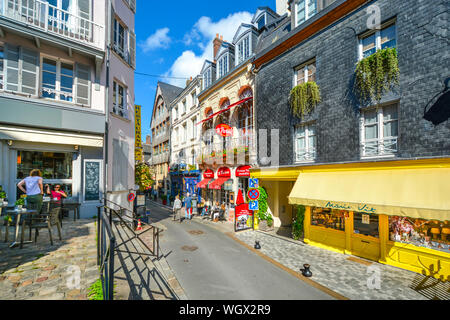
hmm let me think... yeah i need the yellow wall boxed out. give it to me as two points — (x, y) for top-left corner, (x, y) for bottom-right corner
(259, 180), (295, 228)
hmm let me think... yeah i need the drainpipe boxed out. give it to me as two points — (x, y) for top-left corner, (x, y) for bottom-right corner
(104, 0), (111, 204)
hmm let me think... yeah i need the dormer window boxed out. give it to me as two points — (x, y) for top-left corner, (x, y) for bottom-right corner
(203, 68), (212, 90)
(237, 36), (250, 65)
(296, 0), (317, 26)
(256, 15), (266, 29)
(217, 54), (229, 79)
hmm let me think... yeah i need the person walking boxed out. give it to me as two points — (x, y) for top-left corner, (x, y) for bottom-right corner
(184, 193), (192, 221)
(173, 195), (182, 222)
(17, 169), (44, 214)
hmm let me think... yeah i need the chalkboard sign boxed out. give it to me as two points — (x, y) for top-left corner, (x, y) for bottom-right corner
(85, 161), (101, 201)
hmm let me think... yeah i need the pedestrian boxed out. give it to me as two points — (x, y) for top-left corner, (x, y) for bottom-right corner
(173, 195), (182, 222)
(17, 169), (44, 214)
(184, 193), (192, 220)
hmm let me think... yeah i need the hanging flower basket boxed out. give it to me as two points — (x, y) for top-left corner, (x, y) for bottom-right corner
(290, 81), (321, 118)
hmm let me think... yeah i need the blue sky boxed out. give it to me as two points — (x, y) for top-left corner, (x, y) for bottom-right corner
(135, 0), (275, 141)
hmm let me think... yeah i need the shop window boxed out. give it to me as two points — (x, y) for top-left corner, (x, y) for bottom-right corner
(17, 151), (72, 180)
(354, 212), (379, 238)
(311, 207), (345, 231)
(389, 216), (449, 253)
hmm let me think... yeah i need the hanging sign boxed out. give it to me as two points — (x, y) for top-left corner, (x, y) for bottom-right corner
(217, 167), (231, 178)
(236, 165), (251, 177)
(215, 124), (233, 137)
(203, 169), (214, 179)
(135, 105), (143, 162)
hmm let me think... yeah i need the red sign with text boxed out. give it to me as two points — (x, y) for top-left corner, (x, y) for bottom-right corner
(217, 167), (231, 178)
(236, 165), (251, 177)
(215, 124), (233, 137)
(203, 169), (214, 179)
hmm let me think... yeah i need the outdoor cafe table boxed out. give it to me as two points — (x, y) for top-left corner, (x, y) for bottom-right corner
(62, 200), (81, 221)
(6, 209), (38, 249)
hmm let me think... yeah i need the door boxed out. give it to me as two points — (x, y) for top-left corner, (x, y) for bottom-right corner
(351, 212), (381, 261)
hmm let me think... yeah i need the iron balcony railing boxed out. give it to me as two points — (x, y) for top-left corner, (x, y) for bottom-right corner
(361, 137), (398, 157)
(295, 148), (317, 162)
(0, 0), (105, 50)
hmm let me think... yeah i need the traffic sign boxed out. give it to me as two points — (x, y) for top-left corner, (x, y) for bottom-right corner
(249, 201), (259, 211)
(249, 178), (259, 189)
(128, 193), (136, 202)
(247, 189), (260, 201)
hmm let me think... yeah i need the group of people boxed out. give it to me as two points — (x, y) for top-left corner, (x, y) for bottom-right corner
(16, 169), (68, 213)
(172, 193), (226, 223)
(172, 193), (193, 222)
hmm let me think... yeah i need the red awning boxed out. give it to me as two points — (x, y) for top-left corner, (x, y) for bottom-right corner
(208, 178), (230, 190)
(196, 178), (212, 189)
(197, 97), (253, 125)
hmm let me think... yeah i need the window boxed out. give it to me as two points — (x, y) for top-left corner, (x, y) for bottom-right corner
(237, 36), (250, 65)
(361, 104), (398, 157)
(296, 0), (317, 26)
(191, 91), (197, 106)
(389, 217), (449, 253)
(113, 18), (127, 58)
(192, 117), (197, 139)
(182, 100), (186, 115)
(0, 45), (4, 90)
(295, 60), (316, 86)
(41, 58), (74, 102)
(256, 15), (266, 29)
(360, 23), (396, 59)
(311, 207), (345, 231)
(203, 68), (213, 89)
(182, 123), (187, 143)
(354, 212), (379, 238)
(295, 123), (316, 162)
(217, 54), (228, 79)
(113, 81), (127, 118)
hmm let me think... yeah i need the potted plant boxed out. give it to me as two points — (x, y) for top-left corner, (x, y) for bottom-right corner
(15, 198), (25, 210)
(0, 190), (6, 203)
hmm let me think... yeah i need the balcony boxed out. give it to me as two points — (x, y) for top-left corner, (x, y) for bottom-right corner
(0, 0), (105, 51)
(198, 136), (256, 167)
(361, 137), (398, 158)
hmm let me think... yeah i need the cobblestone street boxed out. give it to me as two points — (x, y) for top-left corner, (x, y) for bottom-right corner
(0, 220), (98, 300)
(234, 230), (450, 300)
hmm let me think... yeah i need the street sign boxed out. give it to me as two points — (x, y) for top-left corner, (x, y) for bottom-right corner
(249, 201), (259, 211)
(247, 189), (260, 201)
(128, 193), (136, 202)
(249, 178), (259, 189)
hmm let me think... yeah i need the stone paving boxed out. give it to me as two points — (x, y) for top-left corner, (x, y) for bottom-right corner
(234, 230), (450, 300)
(0, 219), (99, 300)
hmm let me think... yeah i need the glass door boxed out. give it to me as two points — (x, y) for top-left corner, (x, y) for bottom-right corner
(352, 212), (381, 261)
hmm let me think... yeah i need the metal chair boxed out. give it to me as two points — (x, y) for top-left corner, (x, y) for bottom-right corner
(31, 207), (62, 246)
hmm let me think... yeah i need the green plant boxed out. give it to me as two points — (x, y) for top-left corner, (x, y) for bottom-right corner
(15, 198), (25, 206)
(0, 191), (6, 199)
(292, 205), (305, 240)
(87, 279), (104, 300)
(188, 165), (197, 172)
(355, 47), (399, 103)
(135, 162), (154, 191)
(290, 81), (321, 118)
(161, 195), (167, 201)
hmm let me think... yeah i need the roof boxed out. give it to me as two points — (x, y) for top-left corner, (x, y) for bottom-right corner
(255, 14), (291, 54)
(158, 81), (184, 105)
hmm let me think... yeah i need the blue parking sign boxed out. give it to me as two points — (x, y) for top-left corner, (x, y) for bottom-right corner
(249, 178), (259, 189)
(249, 201), (259, 211)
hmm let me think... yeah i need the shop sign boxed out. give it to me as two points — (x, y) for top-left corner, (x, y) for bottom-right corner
(235, 203), (253, 232)
(325, 201), (377, 214)
(215, 124), (233, 137)
(236, 165), (251, 177)
(135, 105), (143, 162)
(217, 167), (231, 178)
(203, 170), (214, 179)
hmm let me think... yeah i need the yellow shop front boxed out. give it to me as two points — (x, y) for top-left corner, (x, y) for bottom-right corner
(287, 158), (450, 281)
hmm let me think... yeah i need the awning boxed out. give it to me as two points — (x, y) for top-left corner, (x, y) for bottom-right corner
(208, 178), (230, 190)
(196, 178), (212, 189)
(197, 97), (253, 125)
(288, 168), (450, 221)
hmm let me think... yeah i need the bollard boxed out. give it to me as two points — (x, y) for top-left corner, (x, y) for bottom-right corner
(254, 241), (261, 250)
(302, 264), (312, 277)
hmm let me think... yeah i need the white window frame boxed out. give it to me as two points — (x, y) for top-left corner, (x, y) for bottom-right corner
(40, 56), (74, 103)
(182, 99), (187, 115)
(203, 68), (211, 90)
(113, 80), (128, 118)
(192, 117), (197, 140)
(293, 59), (316, 87)
(358, 21), (397, 60)
(217, 54), (229, 79)
(256, 14), (266, 30)
(294, 123), (317, 163)
(295, 0), (318, 27)
(237, 35), (251, 65)
(360, 104), (399, 159)
(0, 44), (4, 91)
(113, 17), (128, 59)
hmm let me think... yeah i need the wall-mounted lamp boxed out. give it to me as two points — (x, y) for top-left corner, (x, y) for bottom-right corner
(74, 145), (79, 151)
(7, 140), (13, 146)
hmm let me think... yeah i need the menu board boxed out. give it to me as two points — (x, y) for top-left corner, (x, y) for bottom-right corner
(85, 161), (100, 201)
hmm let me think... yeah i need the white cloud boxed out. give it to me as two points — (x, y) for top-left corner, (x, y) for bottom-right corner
(166, 11), (253, 87)
(140, 27), (171, 52)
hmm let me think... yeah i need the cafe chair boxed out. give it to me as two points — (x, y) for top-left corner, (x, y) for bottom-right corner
(32, 207), (62, 246)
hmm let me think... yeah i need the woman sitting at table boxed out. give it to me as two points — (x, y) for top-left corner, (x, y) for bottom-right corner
(46, 184), (68, 201)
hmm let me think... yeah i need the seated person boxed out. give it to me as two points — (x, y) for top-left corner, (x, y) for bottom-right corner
(46, 184), (68, 201)
(212, 202), (220, 221)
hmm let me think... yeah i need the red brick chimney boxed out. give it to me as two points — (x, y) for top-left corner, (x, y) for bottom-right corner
(213, 33), (223, 62)
(146, 135), (151, 145)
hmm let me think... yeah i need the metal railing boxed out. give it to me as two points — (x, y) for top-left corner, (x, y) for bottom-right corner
(1, 0), (105, 50)
(96, 198), (163, 300)
(361, 137), (398, 157)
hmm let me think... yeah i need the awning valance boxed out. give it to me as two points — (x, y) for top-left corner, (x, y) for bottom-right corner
(208, 178), (230, 190)
(196, 178), (212, 189)
(288, 168), (450, 221)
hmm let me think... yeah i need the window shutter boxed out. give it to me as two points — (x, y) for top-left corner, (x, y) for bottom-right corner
(129, 0), (136, 13)
(20, 47), (39, 95)
(5, 44), (20, 92)
(129, 30), (136, 68)
(110, 4), (115, 47)
(112, 139), (129, 191)
(75, 63), (90, 106)
(121, 140), (129, 189)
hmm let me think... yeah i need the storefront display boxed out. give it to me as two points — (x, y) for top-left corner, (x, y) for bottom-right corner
(389, 216), (450, 253)
(311, 207), (345, 231)
(17, 151), (72, 180)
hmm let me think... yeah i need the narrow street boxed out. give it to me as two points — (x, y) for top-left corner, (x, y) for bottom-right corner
(146, 202), (334, 300)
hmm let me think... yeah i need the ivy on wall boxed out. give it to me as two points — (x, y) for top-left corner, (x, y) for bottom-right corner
(289, 81), (321, 118)
(355, 47), (400, 103)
